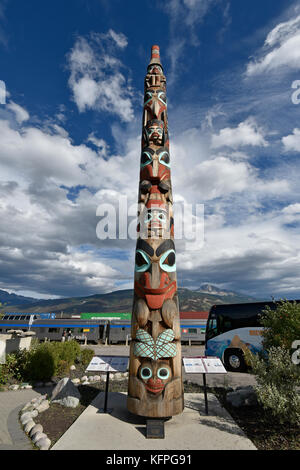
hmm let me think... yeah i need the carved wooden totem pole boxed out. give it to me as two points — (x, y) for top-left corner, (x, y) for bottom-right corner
(127, 45), (184, 418)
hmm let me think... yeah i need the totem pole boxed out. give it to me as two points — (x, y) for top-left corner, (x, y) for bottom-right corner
(127, 45), (184, 418)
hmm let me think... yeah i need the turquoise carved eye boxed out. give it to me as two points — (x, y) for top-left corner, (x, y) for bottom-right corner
(157, 367), (170, 380)
(158, 150), (170, 168)
(158, 91), (167, 106)
(144, 91), (152, 105)
(135, 249), (151, 272)
(159, 249), (176, 272)
(141, 366), (152, 380)
(141, 151), (153, 168)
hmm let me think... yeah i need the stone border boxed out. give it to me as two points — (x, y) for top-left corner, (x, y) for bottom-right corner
(17, 372), (129, 450)
(19, 395), (51, 450)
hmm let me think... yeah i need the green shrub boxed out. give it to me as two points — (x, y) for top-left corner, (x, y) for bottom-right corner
(25, 346), (55, 382)
(249, 346), (300, 425)
(0, 350), (32, 384)
(59, 340), (81, 365)
(260, 300), (300, 351)
(78, 348), (95, 368)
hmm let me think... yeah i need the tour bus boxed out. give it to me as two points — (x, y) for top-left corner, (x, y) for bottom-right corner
(205, 300), (300, 372)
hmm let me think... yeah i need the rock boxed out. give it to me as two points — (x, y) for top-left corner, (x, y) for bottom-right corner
(30, 424), (43, 437)
(226, 387), (258, 408)
(70, 365), (76, 370)
(44, 381), (54, 387)
(21, 403), (34, 413)
(51, 377), (81, 408)
(20, 414), (34, 426)
(32, 432), (47, 444)
(71, 378), (80, 385)
(9, 384), (19, 391)
(24, 420), (35, 434)
(35, 437), (51, 450)
(36, 400), (49, 413)
(31, 398), (39, 404)
(93, 375), (101, 382)
(81, 376), (88, 382)
(81, 381), (89, 386)
(114, 373), (122, 381)
(235, 385), (254, 392)
(20, 410), (38, 423)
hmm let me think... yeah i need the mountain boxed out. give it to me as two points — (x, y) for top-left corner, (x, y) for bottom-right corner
(1, 285), (259, 315)
(0, 289), (39, 306)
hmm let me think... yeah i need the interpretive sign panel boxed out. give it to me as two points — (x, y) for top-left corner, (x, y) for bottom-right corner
(183, 357), (206, 373)
(86, 355), (129, 372)
(202, 357), (227, 374)
(183, 356), (227, 374)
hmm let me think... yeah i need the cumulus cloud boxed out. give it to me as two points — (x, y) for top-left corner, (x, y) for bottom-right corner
(211, 117), (268, 149)
(67, 30), (135, 121)
(246, 14), (300, 75)
(6, 101), (29, 123)
(0, 89), (298, 299)
(282, 128), (300, 152)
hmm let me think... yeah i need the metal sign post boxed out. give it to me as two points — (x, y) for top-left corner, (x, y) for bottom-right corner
(85, 355), (129, 415)
(183, 356), (227, 414)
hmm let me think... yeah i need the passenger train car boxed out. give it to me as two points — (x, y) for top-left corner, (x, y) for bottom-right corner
(0, 311), (208, 344)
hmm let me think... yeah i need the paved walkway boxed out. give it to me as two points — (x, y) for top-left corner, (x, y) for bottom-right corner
(52, 392), (256, 451)
(0, 387), (52, 450)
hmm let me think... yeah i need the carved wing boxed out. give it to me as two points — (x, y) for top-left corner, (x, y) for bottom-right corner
(134, 329), (155, 359)
(156, 329), (177, 359)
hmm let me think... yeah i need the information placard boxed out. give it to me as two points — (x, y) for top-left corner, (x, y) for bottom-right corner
(202, 357), (227, 374)
(183, 356), (227, 374)
(86, 355), (129, 372)
(183, 357), (206, 373)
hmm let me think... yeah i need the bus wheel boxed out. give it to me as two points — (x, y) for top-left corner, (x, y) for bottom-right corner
(224, 349), (246, 372)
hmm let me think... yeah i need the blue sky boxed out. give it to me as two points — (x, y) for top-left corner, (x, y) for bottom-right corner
(1, 0), (300, 300)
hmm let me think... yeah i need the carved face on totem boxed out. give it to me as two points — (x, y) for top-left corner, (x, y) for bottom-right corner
(138, 359), (172, 395)
(134, 328), (176, 395)
(140, 147), (170, 181)
(137, 199), (174, 239)
(143, 119), (165, 146)
(144, 88), (167, 122)
(145, 64), (166, 89)
(134, 239), (176, 310)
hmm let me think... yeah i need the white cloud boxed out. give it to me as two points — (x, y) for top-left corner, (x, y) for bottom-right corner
(247, 14), (300, 75)
(67, 31), (134, 121)
(0, 95), (298, 299)
(211, 117), (268, 149)
(282, 128), (300, 152)
(6, 101), (29, 123)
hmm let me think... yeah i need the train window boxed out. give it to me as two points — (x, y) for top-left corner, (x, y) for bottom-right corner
(25, 316), (30, 320)
(188, 328), (197, 334)
(9, 316), (15, 320)
(48, 328), (59, 333)
(14, 316), (20, 320)
(34, 315), (38, 320)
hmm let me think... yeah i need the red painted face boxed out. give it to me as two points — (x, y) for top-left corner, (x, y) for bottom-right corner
(144, 88), (167, 121)
(139, 360), (172, 395)
(134, 239), (177, 310)
(140, 147), (171, 182)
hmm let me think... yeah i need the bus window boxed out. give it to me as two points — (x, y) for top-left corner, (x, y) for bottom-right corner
(206, 318), (218, 340)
